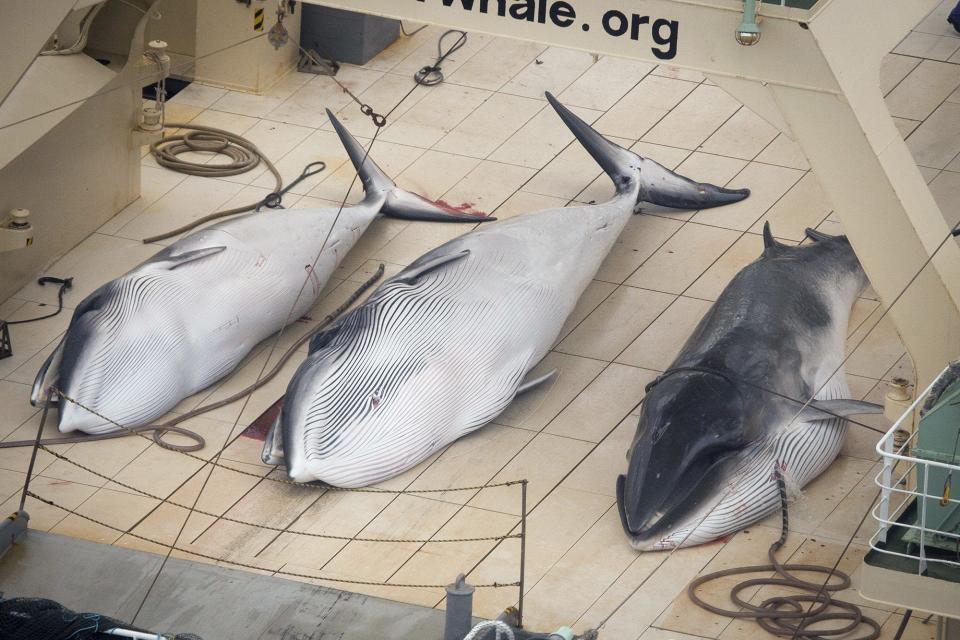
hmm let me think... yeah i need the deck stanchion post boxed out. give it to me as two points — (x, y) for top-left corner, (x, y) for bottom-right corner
(19, 398), (50, 512)
(518, 479), (528, 629)
(1, 398), (49, 557)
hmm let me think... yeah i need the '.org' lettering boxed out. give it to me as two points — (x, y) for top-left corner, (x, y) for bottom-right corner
(416, 0), (680, 60)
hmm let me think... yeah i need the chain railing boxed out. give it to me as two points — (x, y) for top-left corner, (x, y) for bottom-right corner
(19, 396), (528, 607)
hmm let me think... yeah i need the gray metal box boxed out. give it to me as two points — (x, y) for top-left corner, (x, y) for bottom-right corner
(300, 5), (400, 66)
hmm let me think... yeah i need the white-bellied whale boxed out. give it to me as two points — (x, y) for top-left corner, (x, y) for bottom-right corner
(264, 92), (750, 487)
(32, 111), (490, 435)
(617, 224), (884, 550)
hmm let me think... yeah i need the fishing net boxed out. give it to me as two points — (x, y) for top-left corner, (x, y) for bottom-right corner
(0, 596), (203, 640)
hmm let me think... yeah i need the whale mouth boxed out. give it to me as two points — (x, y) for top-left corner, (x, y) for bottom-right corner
(617, 448), (742, 547)
(616, 473), (681, 544)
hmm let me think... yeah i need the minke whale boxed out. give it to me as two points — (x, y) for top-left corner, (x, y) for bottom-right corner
(263, 92), (750, 487)
(31, 110), (490, 434)
(617, 225), (884, 551)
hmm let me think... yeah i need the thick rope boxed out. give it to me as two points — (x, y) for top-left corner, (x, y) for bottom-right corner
(464, 620), (516, 640)
(142, 123), (284, 243)
(686, 470), (881, 640)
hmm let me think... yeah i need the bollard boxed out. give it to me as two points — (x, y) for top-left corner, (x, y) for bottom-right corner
(0, 511), (28, 559)
(443, 573), (475, 640)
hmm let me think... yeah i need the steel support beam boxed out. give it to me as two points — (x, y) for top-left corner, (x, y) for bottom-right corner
(309, 0), (960, 385)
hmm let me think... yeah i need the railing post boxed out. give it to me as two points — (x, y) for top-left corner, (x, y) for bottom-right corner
(19, 398), (50, 512)
(879, 429), (894, 544)
(518, 479), (528, 629)
(920, 464), (930, 575)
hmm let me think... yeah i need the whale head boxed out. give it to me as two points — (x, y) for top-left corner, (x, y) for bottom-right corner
(617, 371), (748, 549)
(279, 314), (430, 488)
(53, 277), (187, 434)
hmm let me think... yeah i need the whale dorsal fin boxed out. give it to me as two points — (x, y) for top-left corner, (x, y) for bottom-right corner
(762, 222), (784, 252)
(159, 246), (227, 270)
(798, 398), (883, 422)
(396, 249), (470, 284)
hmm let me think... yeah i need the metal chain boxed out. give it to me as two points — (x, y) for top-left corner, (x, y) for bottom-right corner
(35, 445), (520, 544)
(292, 39), (388, 127)
(27, 491), (516, 590)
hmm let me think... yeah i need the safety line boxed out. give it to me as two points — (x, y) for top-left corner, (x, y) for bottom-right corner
(26, 490), (517, 590)
(33, 444), (520, 544)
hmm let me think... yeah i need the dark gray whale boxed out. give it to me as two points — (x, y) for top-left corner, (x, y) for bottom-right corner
(617, 225), (883, 550)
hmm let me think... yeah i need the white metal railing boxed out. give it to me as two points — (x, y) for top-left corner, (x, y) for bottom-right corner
(872, 365), (960, 575)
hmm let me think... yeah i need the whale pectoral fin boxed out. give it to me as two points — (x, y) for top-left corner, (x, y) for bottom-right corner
(31, 340), (64, 406)
(161, 246), (227, 270)
(799, 399), (884, 422)
(261, 412), (286, 466)
(396, 249), (470, 284)
(517, 368), (558, 395)
(308, 323), (344, 354)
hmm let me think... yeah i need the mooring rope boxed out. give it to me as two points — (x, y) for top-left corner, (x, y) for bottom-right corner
(686, 470), (881, 640)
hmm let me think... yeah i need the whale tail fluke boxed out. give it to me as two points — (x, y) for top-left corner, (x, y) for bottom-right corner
(544, 92), (751, 211)
(325, 109), (495, 223)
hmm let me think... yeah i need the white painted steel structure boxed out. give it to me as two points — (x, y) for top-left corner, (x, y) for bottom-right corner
(307, 0), (960, 389)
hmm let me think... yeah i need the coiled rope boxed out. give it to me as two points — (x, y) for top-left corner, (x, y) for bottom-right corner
(142, 123), (285, 243)
(464, 620), (516, 640)
(686, 470), (881, 640)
